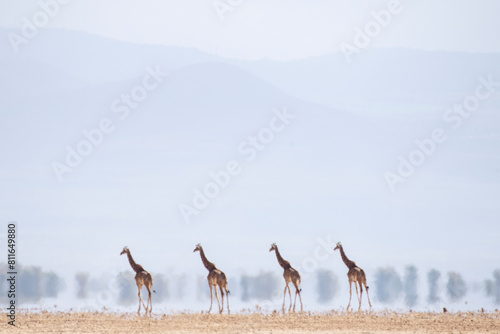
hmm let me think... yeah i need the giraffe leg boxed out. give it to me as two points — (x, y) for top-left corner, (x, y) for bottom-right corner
(138, 288), (147, 315)
(146, 285), (152, 316)
(150, 290), (153, 315)
(365, 283), (372, 308)
(137, 282), (141, 315)
(292, 281), (303, 313)
(293, 289), (297, 312)
(214, 285), (222, 314)
(354, 281), (360, 309)
(137, 289), (141, 315)
(287, 285), (292, 312)
(297, 288), (303, 312)
(282, 284), (288, 313)
(208, 284), (214, 314)
(219, 286), (224, 314)
(347, 280), (352, 312)
(358, 282), (363, 311)
(225, 288), (230, 314)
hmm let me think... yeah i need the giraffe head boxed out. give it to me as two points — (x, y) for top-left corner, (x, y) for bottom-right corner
(333, 242), (342, 251)
(269, 243), (277, 252)
(193, 243), (202, 253)
(120, 246), (129, 255)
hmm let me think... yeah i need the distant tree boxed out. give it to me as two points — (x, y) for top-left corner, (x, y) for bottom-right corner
(446, 272), (467, 302)
(484, 279), (494, 297)
(19, 266), (43, 302)
(75, 272), (90, 299)
(316, 269), (339, 304)
(404, 265), (418, 308)
(484, 269), (500, 305)
(494, 270), (500, 305)
(152, 273), (169, 302)
(6, 265), (65, 301)
(43, 271), (63, 298)
(374, 267), (402, 303)
(116, 271), (136, 305)
(0, 263), (7, 302)
(427, 269), (441, 304)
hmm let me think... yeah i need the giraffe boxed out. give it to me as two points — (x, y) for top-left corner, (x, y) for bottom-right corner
(269, 243), (303, 313)
(120, 246), (154, 316)
(193, 244), (230, 314)
(334, 242), (372, 312)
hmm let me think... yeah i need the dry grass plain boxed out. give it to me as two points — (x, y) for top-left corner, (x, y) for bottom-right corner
(2, 310), (500, 333)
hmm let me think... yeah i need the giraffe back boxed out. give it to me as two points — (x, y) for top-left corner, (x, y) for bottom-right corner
(208, 269), (228, 287)
(284, 267), (301, 283)
(135, 271), (153, 287)
(283, 267), (301, 292)
(348, 267), (367, 284)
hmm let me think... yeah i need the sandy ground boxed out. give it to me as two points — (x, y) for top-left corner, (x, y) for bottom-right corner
(2, 311), (499, 333)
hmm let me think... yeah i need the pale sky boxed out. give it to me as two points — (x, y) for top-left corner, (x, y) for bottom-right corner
(1, 0), (499, 60)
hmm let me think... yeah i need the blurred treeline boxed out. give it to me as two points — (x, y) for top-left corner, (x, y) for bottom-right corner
(1, 263), (499, 307)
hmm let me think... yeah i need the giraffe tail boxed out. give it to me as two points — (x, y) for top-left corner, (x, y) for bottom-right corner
(153, 290), (157, 293)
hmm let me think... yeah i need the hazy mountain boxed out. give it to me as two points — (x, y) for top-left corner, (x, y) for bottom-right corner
(2, 28), (499, 110)
(0, 28), (218, 84)
(232, 49), (500, 107)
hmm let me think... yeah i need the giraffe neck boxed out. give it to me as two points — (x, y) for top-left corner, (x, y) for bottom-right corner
(126, 251), (143, 273)
(199, 248), (216, 271)
(339, 245), (357, 269)
(274, 247), (291, 269)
